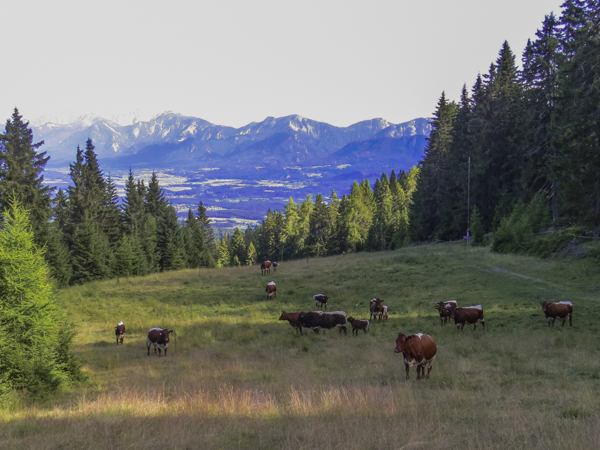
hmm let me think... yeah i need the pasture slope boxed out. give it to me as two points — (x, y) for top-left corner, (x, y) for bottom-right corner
(2, 244), (600, 449)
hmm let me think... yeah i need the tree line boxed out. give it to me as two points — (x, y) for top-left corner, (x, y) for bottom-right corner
(0, 109), (219, 287)
(413, 2), (600, 243)
(217, 168), (419, 266)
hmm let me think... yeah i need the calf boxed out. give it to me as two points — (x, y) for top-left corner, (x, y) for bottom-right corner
(382, 305), (389, 321)
(541, 301), (573, 327)
(114, 321), (125, 345)
(347, 316), (369, 336)
(266, 281), (277, 299)
(394, 332), (437, 380)
(435, 300), (457, 326)
(453, 305), (485, 331)
(279, 311), (303, 335)
(147, 328), (174, 356)
(273, 261), (278, 272)
(314, 294), (329, 310)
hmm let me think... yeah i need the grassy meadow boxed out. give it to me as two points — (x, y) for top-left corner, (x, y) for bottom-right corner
(2, 243), (600, 449)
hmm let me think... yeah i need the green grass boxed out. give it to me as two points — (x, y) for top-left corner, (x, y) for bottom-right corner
(2, 243), (600, 449)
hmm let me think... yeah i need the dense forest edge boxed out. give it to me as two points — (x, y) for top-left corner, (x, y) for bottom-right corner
(2, 0), (600, 398)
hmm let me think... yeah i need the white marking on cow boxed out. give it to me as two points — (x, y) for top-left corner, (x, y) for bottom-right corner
(118, 321), (124, 326)
(415, 333), (424, 339)
(267, 281), (276, 286)
(149, 328), (162, 332)
(464, 305), (483, 310)
(556, 301), (573, 306)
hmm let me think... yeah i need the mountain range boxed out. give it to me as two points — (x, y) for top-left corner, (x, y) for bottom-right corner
(33, 113), (430, 171)
(32, 113), (430, 229)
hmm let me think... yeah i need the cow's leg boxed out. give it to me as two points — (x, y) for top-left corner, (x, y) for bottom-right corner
(147, 344), (150, 356)
(165, 347), (168, 356)
(473, 323), (477, 331)
(569, 313), (572, 326)
(405, 364), (410, 380)
(426, 361), (434, 379)
(562, 317), (566, 327)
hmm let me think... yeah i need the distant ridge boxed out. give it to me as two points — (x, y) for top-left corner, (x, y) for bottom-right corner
(31, 113), (431, 170)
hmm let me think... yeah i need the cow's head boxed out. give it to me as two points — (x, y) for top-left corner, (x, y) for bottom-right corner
(541, 301), (548, 312)
(278, 311), (287, 320)
(394, 332), (408, 353)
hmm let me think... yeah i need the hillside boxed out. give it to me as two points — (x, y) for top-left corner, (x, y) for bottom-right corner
(2, 244), (600, 449)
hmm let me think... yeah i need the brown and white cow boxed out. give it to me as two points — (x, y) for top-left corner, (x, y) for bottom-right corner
(114, 321), (125, 345)
(261, 260), (272, 275)
(279, 311), (303, 335)
(382, 305), (389, 321)
(453, 305), (485, 331)
(147, 328), (174, 356)
(314, 294), (329, 310)
(394, 332), (437, 380)
(541, 301), (573, 327)
(370, 298), (384, 321)
(266, 281), (277, 299)
(435, 300), (457, 326)
(347, 317), (369, 335)
(273, 261), (278, 272)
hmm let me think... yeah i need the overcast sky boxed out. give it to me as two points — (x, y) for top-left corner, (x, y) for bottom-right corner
(1, 0), (563, 128)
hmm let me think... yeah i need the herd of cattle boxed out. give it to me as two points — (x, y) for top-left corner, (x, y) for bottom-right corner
(112, 260), (575, 381)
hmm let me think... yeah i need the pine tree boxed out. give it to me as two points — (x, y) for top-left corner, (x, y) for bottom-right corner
(196, 201), (217, 260)
(308, 193), (329, 256)
(0, 199), (82, 395)
(246, 241), (257, 265)
(229, 227), (247, 265)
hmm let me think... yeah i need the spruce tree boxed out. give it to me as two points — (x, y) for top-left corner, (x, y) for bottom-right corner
(0, 199), (82, 395)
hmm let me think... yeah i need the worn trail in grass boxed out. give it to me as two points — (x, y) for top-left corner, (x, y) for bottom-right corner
(2, 244), (600, 449)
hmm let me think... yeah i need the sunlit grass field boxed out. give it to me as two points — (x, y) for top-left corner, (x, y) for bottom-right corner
(2, 243), (600, 449)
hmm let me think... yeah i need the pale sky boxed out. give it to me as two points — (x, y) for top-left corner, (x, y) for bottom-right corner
(1, 0), (564, 128)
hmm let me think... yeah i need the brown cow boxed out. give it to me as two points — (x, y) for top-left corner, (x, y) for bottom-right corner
(279, 311), (303, 335)
(299, 311), (347, 335)
(114, 321), (125, 345)
(453, 305), (485, 331)
(314, 294), (329, 310)
(394, 332), (437, 380)
(147, 328), (174, 356)
(370, 298), (384, 321)
(261, 260), (272, 275)
(435, 300), (457, 326)
(347, 317), (369, 335)
(266, 281), (277, 299)
(541, 301), (573, 327)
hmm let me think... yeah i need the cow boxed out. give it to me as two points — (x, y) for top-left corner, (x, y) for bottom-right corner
(314, 294), (329, 310)
(279, 311), (303, 335)
(347, 317), (369, 335)
(299, 311), (348, 335)
(453, 305), (485, 331)
(147, 328), (174, 356)
(382, 305), (389, 321)
(114, 321), (125, 345)
(370, 298), (384, 321)
(541, 301), (573, 327)
(261, 260), (272, 275)
(266, 281), (277, 299)
(394, 332), (437, 380)
(435, 300), (457, 326)
(273, 261), (278, 272)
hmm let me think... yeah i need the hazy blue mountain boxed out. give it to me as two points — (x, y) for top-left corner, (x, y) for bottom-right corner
(32, 113), (430, 170)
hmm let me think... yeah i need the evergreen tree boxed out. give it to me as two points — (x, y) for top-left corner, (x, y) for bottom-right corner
(229, 227), (247, 265)
(0, 109), (53, 244)
(308, 193), (329, 256)
(0, 199), (82, 395)
(196, 201), (217, 260)
(411, 92), (457, 240)
(245, 241), (257, 265)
